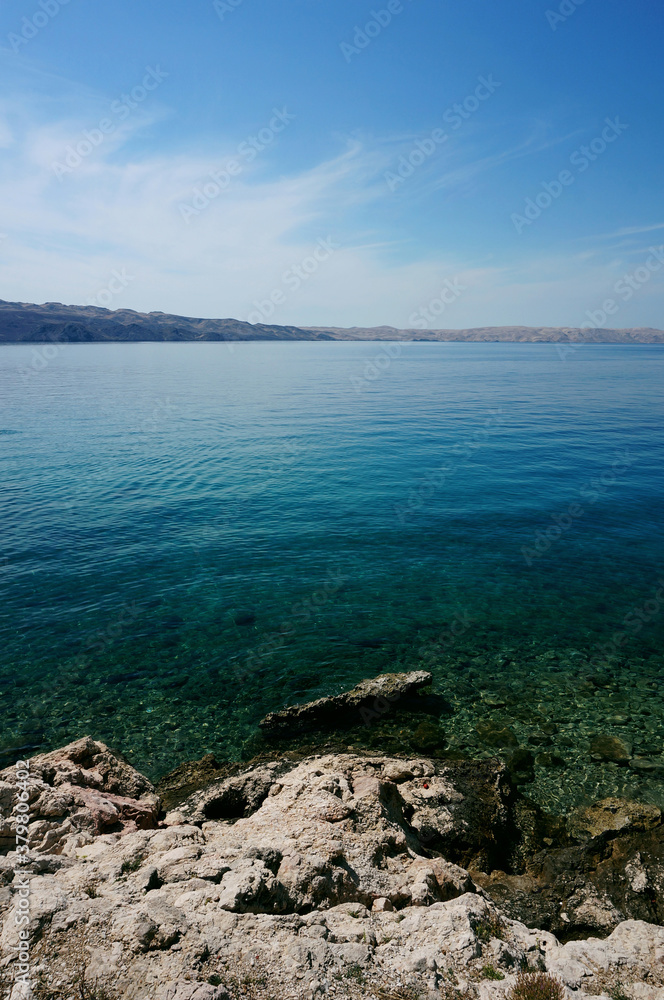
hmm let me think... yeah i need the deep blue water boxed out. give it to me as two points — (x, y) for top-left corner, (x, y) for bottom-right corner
(1, 341), (663, 812)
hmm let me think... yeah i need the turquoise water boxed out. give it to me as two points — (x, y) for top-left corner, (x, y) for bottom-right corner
(1, 341), (663, 812)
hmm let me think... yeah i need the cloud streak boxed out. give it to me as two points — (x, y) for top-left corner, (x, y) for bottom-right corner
(1, 62), (663, 330)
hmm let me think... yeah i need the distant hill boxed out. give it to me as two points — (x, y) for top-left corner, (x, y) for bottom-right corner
(0, 300), (662, 344)
(0, 300), (323, 344)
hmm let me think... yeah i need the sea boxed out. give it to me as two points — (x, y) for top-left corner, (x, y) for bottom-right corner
(1, 340), (663, 813)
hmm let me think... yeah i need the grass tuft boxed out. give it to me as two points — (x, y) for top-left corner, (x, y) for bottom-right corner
(482, 963), (505, 980)
(507, 971), (566, 1000)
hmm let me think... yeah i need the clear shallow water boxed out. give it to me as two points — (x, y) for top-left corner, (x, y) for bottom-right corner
(1, 341), (663, 812)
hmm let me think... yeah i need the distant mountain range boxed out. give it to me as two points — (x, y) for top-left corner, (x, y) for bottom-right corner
(1, 299), (663, 344)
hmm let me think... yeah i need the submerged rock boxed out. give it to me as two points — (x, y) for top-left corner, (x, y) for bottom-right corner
(631, 755), (664, 775)
(567, 797), (662, 841)
(507, 748), (535, 784)
(155, 753), (225, 811)
(589, 734), (632, 763)
(233, 610), (256, 626)
(411, 720), (446, 751)
(259, 670), (436, 734)
(534, 752), (566, 768)
(475, 721), (519, 748)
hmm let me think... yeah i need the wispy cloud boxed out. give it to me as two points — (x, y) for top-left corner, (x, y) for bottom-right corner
(1, 61), (663, 330)
(585, 222), (664, 241)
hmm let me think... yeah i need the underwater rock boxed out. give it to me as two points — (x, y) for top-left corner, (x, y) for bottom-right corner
(475, 721), (519, 748)
(233, 610), (256, 626)
(480, 692), (507, 707)
(259, 670), (435, 734)
(527, 734), (553, 747)
(507, 748), (535, 784)
(630, 756), (664, 775)
(155, 753), (225, 811)
(567, 797), (662, 841)
(534, 752), (566, 769)
(411, 720), (446, 752)
(589, 734), (631, 763)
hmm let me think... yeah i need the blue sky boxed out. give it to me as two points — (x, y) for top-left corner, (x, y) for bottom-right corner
(1, 0), (663, 328)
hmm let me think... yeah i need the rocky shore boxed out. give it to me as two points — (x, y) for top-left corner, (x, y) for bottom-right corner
(1, 676), (663, 1000)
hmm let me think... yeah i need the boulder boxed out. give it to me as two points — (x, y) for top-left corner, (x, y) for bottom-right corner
(259, 670), (435, 733)
(0, 737), (160, 856)
(477, 798), (664, 938)
(568, 798), (662, 841)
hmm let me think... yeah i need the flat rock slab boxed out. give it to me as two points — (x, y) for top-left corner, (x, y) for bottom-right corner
(259, 670), (434, 733)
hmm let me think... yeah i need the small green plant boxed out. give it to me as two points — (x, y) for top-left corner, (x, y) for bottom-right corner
(608, 986), (630, 1000)
(207, 974), (223, 987)
(241, 972), (268, 988)
(82, 882), (99, 898)
(507, 971), (565, 1000)
(475, 912), (506, 942)
(482, 964), (505, 981)
(346, 964), (365, 984)
(120, 854), (143, 875)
